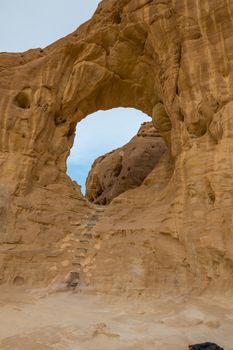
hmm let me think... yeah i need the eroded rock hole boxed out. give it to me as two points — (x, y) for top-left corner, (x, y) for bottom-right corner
(13, 276), (25, 286)
(67, 108), (168, 205)
(113, 12), (122, 24)
(14, 90), (31, 109)
(54, 112), (67, 125)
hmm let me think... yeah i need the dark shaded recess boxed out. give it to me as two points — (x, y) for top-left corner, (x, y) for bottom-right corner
(14, 91), (31, 109)
(113, 12), (122, 24)
(54, 112), (66, 125)
(189, 343), (224, 350)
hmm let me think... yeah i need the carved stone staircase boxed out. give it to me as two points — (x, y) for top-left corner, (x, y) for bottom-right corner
(70, 205), (105, 286)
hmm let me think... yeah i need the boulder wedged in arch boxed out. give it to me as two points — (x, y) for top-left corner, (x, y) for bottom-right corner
(0, 0), (232, 297)
(86, 122), (168, 205)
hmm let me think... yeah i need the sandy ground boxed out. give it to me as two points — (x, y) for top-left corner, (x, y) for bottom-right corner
(0, 287), (232, 350)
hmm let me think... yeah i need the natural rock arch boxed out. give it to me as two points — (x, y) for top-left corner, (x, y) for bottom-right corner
(0, 0), (233, 294)
(0, 2), (160, 196)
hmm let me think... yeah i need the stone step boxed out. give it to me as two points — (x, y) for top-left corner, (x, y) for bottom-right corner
(95, 206), (106, 211)
(76, 247), (88, 252)
(84, 223), (96, 227)
(83, 233), (93, 239)
(87, 218), (98, 222)
(78, 243), (89, 249)
(72, 262), (82, 267)
(75, 254), (86, 258)
(79, 240), (89, 244)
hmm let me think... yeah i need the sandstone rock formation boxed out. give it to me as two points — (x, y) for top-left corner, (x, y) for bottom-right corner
(86, 122), (167, 204)
(0, 0), (233, 298)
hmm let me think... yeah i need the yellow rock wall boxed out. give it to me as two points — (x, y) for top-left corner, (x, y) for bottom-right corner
(0, 0), (233, 295)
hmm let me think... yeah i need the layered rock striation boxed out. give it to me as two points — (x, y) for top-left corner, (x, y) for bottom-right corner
(0, 0), (233, 295)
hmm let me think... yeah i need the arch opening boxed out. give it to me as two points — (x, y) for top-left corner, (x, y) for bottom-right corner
(67, 107), (150, 192)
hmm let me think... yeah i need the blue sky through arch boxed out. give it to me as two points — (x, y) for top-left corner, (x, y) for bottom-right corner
(67, 108), (151, 192)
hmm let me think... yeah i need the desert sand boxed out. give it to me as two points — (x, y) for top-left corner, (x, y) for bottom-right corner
(0, 287), (232, 350)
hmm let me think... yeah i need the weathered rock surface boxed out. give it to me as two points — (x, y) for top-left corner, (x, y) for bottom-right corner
(86, 122), (167, 204)
(0, 0), (233, 298)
